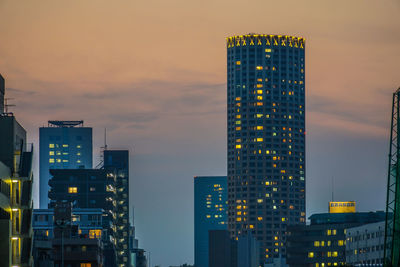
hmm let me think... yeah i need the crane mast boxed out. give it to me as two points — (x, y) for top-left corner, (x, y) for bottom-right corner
(384, 87), (400, 267)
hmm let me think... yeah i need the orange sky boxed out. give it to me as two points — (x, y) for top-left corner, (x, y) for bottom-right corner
(1, 0), (399, 265)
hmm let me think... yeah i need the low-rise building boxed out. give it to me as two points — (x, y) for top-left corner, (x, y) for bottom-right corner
(286, 210), (386, 267)
(346, 221), (385, 266)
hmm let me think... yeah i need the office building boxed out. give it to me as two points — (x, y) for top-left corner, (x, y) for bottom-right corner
(286, 211), (386, 267)
(0, 81), (34, 267)
(226, 34), (306, 262)
(346, 221), (385, 266)
(194, 176), (228, 267)
(39, 120), (92, 208)
(103, 150), (131, 267)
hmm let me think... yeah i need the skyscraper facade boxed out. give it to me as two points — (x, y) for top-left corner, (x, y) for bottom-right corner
(39, 120), (92, 208)
(194, 176), (228, 267)
(226, 34), (305, 262)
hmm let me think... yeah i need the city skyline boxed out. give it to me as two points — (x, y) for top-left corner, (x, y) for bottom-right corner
(0, 0), (399, 265)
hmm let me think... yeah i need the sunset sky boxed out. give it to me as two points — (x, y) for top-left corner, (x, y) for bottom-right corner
(1, 0), (399, 265)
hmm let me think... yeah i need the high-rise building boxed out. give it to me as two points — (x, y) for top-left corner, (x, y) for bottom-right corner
(103, 150), (131, 267)
(0, 79), (34, 267)
(194, 176), (228, 267)
(0, 74), (4, 113)
(226, 34), (306, 262)
(39, 120), (92, 208)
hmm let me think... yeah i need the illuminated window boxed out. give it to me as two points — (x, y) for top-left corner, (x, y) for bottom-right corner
(236, 61), (241, 65)
(256, 138), (263, 142)
(256, 114), (263, 118)
(206, 215), (211, 218)
(265, 48), (272, 52)
(77, 152), (81, 156)
(256, 66), (263, 70)
(63, 159), (69, 163)
(89, 229), (102, 239)
(314, 241), (320, 247)
(80, 263), (91, 267)
(77, 145), (81, 148)
(327, 230), (332, 236)
(236, 144), (242, 149)
(56, 159), (61, 163)
(49, 144), (55, 148)
(338, 240), (344, 246)
(332, 229), (337, 235)
(49, 151), (55, 156)
(62, 144), (68, 148)
(332, 251), (338, 257)
(308, 252), (314, 258)
(68, 187), (78, 194)
(49, 158), (55, 163)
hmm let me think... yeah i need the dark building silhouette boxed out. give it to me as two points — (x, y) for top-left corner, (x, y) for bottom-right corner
(0, 78), (34, 267)
(209, 230), (236, 267)
(286, 211), (386, 267)
(226, 34), (306, 263)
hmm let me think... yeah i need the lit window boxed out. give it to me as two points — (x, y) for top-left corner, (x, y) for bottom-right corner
(49, 151), (54, 156)
(256, 138), (263, 142)
(308, 252), (314, 258)
(89, 229), (102, 239)
(49, 158), (55, 163)
(56, 159), (61, 163)
(314, 241), (320, 247)
(332, 251), (338, 257)
(265, 48), (272, 52)
(62, 144), (68, 148)
(63, 159), (69, 163)
(236, 61), (241, 65)
(68, 187), (78, 193)
(206, 215), (211, 218)
(90, 187), (96, 192)
(236, 144), (242, 149)
(49, 144), (55, 148)
(327, 230), (332, 236)
(77, 160), (81, 163)
(77, 152), (81, 156)
(338, 240), (344, 246)
(257, 217), (263, 221)
(77, 145), (81, 148)
(80, 263), (91, 267)
(332, 229), (337, 235)
(256, 66), (263, 70)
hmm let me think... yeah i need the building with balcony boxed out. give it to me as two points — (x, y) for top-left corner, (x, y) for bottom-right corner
(0, 98), (34, 266)
(39, 120), (92, 208)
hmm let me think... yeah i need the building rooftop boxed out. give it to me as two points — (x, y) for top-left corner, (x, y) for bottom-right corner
(309, 211), (386, 225)
(47, 120), (84, 127)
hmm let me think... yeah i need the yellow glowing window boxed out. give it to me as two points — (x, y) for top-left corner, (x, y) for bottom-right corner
(236, 127), (241, 131)
(77, 160), (81, 163)
(257, 217), (263, 221)
(62, 144), (68, 148)
(332, 251), (338, 257)
(281, 217), (286, 222)
(326, 241), (330, 246)
(80, 263), (92, 267)
(256, 84), (263, 88)
(308, 252), (314, 258)
(235, 121), (241, 125)
(236, 217), (242, 222)
(206, 215), (211, 218)
(49, 151), (55, 156)
(338, 240), (344, 246)
(257, 78), (262, 82)
(77, 152), (81, 156)
(265, 48), (272, 52)
(89, 229), (102, 239)
(257, 96), (263, 100)
(256, 66), (263, 70)
(236, 114), (241, 119)
(249, 224), (254, 229)
(257, 90), (263, 94)
(236, 144), (242, 149)
(257, 102), (263, 106)
(236, 61), (241, 65)
(49, 158), (55, 163)
(256, 114), (263, 118)
(56, 159), (61, 163)
(327, 230), (331, 236)
(256, 126), (263, 131)
(49, 144), (55, 148)
(256, 138), (263, 142)
(68, 187), (78, 193)
(332, 229), (337, 235)
(314, 241), (320, 247)
(77, 145), (81, 148)
(63, 159), (68, 163)
(327, 252), (332, 257)
(235, 97), (241, 101)
(257, 199), (263, 203)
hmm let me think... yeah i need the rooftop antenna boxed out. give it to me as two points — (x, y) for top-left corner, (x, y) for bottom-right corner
(96, 128), (108, 169)
(4, 98), (15, 113)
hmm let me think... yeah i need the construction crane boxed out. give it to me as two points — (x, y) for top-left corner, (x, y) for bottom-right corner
(384, 87), (400, 267)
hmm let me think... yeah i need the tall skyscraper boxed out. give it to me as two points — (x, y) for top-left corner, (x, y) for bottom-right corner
(39, 120), (92, 208)
(194, 176), (228, 267)
(226, 34), (306, 262)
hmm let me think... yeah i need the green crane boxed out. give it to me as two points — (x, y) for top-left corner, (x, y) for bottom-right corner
(384, 87), (400, 267)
